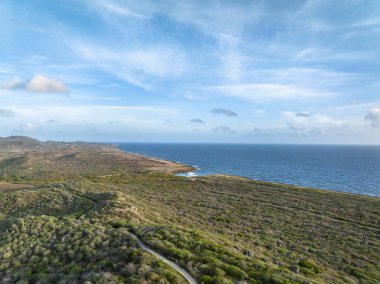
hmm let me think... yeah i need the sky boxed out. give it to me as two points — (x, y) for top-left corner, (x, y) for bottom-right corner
(0, 0), (380, 144)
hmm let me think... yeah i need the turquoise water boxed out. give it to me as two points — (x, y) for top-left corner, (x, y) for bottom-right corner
(117, 143), (380, 197)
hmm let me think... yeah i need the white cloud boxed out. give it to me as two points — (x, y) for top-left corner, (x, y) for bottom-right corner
(25, 75), (68, 93)
(365, 108), (380, 127)
(1, 75), (68, 93)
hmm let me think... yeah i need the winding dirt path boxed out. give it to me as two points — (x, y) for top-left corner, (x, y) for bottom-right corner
(129, 233), (197, 284)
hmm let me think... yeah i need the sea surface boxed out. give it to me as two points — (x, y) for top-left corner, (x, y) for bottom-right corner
(117, 143), (380, 197)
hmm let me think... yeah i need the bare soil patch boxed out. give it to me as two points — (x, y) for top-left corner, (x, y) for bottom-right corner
(0, 182), (34, 192)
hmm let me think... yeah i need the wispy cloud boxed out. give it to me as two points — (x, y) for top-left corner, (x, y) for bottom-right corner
(11, 104), (176, 118)
(94, 105), (177, 113)
(71, 41), (187, 89)
(5, 104), (178, 127)
(209, 83), (332, 101)
(315, 115), (346, 128)
(288, 122), (306, 131)
(294, 48), (371, 62)
(350, 17), (380, 28)
(168, 1), (262, 38)
(214, 125), (236, 134)
(0, 109), (14, 118)
(0, 78), (24, 90)
(90, 0), (149, 20)
(190, 118), (205, 124)
(212, 108), (238, 117)
(283, 111), (311, 119)
(166, 2), (261, 82)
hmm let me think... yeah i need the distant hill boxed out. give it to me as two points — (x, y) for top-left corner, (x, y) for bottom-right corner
(0, 136), (112, 150)
(0, 136), (41, 147)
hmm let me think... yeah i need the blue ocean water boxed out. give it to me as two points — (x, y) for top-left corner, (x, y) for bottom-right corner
(117, 143), (380, 197)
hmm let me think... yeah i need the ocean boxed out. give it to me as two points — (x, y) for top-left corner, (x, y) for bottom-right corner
(117, 143), (380, 197)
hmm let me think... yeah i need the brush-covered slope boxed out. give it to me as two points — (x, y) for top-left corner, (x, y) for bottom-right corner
(0, 136), (194, 182)
(0, 138), (379, 284)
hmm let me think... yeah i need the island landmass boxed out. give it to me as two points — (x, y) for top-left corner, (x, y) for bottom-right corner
(0, 136), (379, 283)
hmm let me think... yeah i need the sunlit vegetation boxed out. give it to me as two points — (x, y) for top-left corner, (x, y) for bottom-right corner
(0, 137), (379, 283)
(0, 187), (185, 283)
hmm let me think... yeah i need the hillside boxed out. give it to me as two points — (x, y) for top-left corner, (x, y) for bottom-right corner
(0, 136), (194, 182)
(0, 136), (41, 147)
(0, 138), (379, 284)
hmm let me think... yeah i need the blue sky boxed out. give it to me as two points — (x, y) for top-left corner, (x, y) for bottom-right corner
(0, 0), (379, 144)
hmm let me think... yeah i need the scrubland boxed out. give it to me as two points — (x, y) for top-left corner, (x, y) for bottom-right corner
(0, 137), (379, 283)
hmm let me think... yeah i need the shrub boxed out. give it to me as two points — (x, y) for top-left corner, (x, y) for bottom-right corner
(298, 258), (322, 273)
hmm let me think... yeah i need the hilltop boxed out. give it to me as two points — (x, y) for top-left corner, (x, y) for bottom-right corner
(0, 136), (41, 146)
(0, 138), (379, 284)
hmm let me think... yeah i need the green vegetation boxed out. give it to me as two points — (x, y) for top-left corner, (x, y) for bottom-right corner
(0, 137), (379, 283)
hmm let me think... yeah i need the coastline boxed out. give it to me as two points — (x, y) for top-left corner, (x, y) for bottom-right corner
(179, 172), (380, 199)
(116, 144), (380, 199)
(111, 145), (196, 174)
